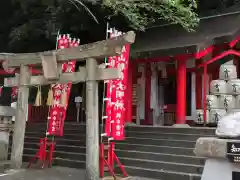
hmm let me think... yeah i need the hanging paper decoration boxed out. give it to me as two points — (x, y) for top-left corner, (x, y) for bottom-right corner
(105, 29), (130, 140)
(34, 86), (42, 106)
(46, 88), (53, 106)
(47, 34), (80, 136)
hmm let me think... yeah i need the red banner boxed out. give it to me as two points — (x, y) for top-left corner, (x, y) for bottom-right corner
(47, 35), (80, 136)
(105, 30), (130, 140)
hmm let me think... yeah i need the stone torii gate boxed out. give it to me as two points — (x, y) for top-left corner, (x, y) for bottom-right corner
(1, 31), (135, 179)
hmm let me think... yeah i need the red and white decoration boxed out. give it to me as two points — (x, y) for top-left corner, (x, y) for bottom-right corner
(47, 34), (80, 136)
(105, 29), (130, 140)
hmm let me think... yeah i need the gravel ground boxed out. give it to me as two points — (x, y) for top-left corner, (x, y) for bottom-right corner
(0, 167), (157, 180)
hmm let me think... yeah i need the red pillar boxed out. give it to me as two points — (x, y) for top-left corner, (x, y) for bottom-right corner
(176, 58), (187, 124)
(145, 64), (151, 125)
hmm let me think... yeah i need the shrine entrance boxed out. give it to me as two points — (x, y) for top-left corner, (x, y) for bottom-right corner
(132, 61), (196, 126)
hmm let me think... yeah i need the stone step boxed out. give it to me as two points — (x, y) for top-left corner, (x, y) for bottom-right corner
(20, 153), (86, 169)
(122, 137), (196, 147)
(21, 136), (86, 147)
(23, 143), (204, 166)
(26, 122), (86, 130)
(125, 131), (211, 141)
(118, 157), (203, 174)
(123, 138), (196, 148)
(22, 138), (196, 156)
(22, 142), (204, 166)
(26, 123), (216, 136)
(115, 150), (205, 165)
(19, 148), (202, 179)
(115, 143), (195, 156)
(25, 132), (85, 140)
(125, 126), (215, 135)
(115, 166), (201, 180)
(9, 147), (86, 158)
(23, 131), (211, 144)
(25, 128), (85, 134)
(21, 136), (197, 154)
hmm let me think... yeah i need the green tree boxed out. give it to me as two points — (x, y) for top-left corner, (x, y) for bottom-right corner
(1, 0), (199, 52)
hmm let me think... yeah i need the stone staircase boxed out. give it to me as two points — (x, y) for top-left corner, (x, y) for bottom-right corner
(9, 123), (215, 180)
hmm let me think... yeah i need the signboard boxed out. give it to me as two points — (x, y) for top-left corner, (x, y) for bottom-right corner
(75, 96), (82, 103)
(227, 142), (240, 163)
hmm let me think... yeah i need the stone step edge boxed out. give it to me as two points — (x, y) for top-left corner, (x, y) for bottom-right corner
(116, 166), (202, 179)
(22, 141), (195, 151)
(115, 149), (204, 159)
(23, 135), (198, 143)
(117, 165), (202, 177)
(118, 157), (203, 167)
(19, 153), (202, 177)
(16, 147), (203, 167)
(22, 143), (199, 158)
(14, 144), (202, 160)
(24, 131), (214, 137)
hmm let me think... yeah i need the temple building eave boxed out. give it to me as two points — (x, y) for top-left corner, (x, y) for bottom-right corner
(131, 12), (240, 59)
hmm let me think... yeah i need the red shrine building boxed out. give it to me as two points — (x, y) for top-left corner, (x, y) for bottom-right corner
(127, 11), (240, 126)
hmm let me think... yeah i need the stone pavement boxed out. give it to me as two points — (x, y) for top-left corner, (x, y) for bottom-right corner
(0, 167), (157, 180)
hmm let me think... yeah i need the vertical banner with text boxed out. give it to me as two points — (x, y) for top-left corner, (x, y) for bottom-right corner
(47, 35), (80, 136)
(105, 29), (130, 140)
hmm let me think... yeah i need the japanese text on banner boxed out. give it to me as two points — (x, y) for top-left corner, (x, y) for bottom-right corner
(104, 30), (130, 140)
(47, 35), (79, 136)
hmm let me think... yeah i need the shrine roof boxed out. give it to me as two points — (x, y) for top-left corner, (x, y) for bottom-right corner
(131, 8), (240, 58)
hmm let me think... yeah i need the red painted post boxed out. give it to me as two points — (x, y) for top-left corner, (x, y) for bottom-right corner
(176, 58), (187, 124)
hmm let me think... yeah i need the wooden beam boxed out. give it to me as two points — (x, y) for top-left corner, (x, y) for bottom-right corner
(4, 67), (121, 87)
(0, 31), (135, 67)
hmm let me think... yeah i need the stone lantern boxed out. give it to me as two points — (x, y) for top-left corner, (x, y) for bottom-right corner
(0, 106), (15, 162)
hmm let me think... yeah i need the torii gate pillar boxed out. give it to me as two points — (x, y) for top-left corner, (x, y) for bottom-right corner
(11, 65), (30, 168)
(85, 58), (99, 179)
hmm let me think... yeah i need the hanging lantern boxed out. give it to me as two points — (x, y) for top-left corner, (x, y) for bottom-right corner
(47, 88), (53, 106)
(34, 86), (42, 106)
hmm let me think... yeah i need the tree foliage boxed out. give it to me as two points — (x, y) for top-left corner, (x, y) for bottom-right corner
(0, 0), (237, 53)
(102, 0), (199, 31)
